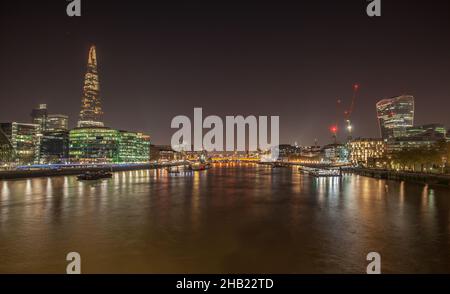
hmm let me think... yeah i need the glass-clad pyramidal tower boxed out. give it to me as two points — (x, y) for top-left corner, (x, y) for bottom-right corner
(77, 45), (104, 127)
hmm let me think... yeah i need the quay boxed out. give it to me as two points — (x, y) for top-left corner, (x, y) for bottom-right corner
(0, 162), (187, 180)
(347, 167), (450, 187)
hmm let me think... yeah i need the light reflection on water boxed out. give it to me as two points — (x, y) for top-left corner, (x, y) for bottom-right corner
(0, 163), (449, 273)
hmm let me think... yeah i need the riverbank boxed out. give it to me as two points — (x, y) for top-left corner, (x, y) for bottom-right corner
(348, 167), (450, 187)
(0, 163), (185, 180)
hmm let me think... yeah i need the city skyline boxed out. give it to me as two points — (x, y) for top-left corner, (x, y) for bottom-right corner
(2, 1), (450, 278)
(1, 43), (447, 148)
(1, 1), (450, 145)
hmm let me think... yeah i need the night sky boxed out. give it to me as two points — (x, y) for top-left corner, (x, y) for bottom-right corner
(1, 0), (449, 145)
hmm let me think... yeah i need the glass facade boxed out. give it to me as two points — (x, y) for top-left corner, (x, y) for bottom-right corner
(404, 124), (447, 138)
(69, 127), (120, 163)
(376, 95), (414, 139)
(0, 128), (15, 165)
(0, 122), (39, 164)
(30, 104), (69, 133)
(322, 143), (349, 163)
(38, 130), (69, 164)
(30, 104), (48, 131)
(118, 131), (150, 163)
(69, 127), (150, 163)
(47, 114), (69, 132)
(78, 45), (104, 127)
(386, 124), (447, 153)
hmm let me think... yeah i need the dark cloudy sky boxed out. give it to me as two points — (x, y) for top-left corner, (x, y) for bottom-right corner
(1, 0), (449, 145)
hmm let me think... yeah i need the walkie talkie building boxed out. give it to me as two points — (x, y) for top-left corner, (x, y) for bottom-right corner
(376, 95), (415, 139)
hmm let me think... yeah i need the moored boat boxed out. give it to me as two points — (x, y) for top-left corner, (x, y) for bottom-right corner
(77, 170), (113, 181)
(189, 162), (211, 171)
(272, 162), (289, 168)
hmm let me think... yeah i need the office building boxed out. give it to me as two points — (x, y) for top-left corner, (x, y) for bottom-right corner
(69, 127), (119, 163)
(322, 143), (349, 163)
(30, 104), (48, 131)
(118, 131), (151, 163)
(38, 130), (69, 164)
(348, 138), (386, 167)
(47, 114), (69, 132)
(78, 45), (104, 127)
(376, 95), (414, 139)
(387, 124), (447, 153)
(0, 122), (40, 164)
(69, 127), (150, 163)
(0, 128), (15, 165)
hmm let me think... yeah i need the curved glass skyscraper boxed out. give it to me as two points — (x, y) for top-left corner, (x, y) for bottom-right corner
(376, 95), (415, 139)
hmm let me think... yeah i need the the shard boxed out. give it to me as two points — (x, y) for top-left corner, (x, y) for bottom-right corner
(78, 45), (104, 127)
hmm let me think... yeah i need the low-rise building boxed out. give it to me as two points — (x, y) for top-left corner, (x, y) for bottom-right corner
(118, 131), (150, 163)
(69, 127), (150, 164)
(300, 145), (321, 158)
(150, 145), (178, 162)
(387, 124), (447, 153)
(322, 143), (349, 163)
(348, 138), (386, 167)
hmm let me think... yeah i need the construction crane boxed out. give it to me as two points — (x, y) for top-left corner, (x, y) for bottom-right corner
(329, 124), (338, 143)
(344, 84), (360, 139)
(329, 84), (359, 143)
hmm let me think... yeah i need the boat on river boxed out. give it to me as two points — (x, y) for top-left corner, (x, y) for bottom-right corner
(77, 170), (113, 181)
(299, 167), (342, 177)
(189, 162), (211, 171)
(271, 162), (290, 168)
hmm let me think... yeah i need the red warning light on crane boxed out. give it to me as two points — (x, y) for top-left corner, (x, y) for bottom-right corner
(330, 125), (338, 134)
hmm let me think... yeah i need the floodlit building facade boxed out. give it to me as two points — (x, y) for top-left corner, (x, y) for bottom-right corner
(348, 138), (386, 167)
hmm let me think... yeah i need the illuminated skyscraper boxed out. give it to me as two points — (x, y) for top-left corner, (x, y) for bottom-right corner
(31, 104), (48, 131)
(78, 45), (104, 127)
(376, 95), (414, 139)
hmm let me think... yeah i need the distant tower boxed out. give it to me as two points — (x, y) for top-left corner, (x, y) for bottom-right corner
(31, 104), (48, 131)
(78, 45), (104, 127)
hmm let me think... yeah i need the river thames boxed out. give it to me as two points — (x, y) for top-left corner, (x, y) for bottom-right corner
(1, 163), (449, 273)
